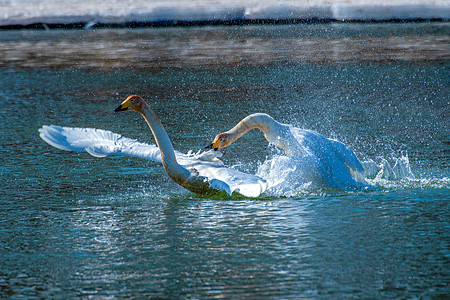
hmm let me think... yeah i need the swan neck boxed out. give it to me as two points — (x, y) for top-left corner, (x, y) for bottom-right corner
(139, 103), (191, 182)
(228, 113), (277, 142)
(227, 113), (300, 155)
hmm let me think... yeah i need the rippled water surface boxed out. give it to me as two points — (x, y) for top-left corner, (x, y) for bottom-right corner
(0, 23), (449, 298)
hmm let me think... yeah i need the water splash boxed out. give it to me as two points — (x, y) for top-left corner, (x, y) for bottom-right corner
(362, 153), (449, 190)
(256, 154), (367, 197)
(255, 151), (448, 197)
(363, 152), (414, 182)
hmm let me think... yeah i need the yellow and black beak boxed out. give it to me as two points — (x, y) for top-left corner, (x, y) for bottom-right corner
(205, 139), (221, 151)
(114, 98), (131, 112)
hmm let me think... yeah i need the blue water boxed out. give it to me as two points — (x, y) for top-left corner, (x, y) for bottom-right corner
(0, 24), (449, 298)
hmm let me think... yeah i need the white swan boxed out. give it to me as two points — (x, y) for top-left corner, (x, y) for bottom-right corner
(207, 113), (367, 190)
(39, 95), (267, 197)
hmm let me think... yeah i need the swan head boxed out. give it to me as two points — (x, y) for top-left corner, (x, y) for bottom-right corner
(114, 95), (145, 112)
(206, 132), (231, 150)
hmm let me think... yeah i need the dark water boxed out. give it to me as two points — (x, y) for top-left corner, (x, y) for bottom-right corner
(0, 24), (449, 298)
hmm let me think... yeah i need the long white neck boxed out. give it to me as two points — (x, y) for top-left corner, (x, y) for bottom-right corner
(227, 113), (301, 155)
(227, 113), (272, 140)
(139, 103), (191, 184)
(138, 101), (216, 194)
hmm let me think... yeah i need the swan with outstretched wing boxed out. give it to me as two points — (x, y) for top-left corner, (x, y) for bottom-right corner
(39, 95), (267, 197)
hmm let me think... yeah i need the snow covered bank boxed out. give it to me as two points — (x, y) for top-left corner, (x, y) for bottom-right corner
(0, 0), (449, 27)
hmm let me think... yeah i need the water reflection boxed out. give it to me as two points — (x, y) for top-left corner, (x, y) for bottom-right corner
(61, 199), (314, 298)
(0, 23), (448, 70)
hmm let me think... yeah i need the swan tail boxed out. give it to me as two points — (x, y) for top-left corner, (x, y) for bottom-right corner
(39, 125), (162, 162)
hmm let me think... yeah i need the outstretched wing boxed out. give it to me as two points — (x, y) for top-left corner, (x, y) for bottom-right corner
(39, 125), (162, 162)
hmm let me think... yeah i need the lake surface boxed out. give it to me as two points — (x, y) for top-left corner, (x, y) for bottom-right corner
(0, 23), (449, 298)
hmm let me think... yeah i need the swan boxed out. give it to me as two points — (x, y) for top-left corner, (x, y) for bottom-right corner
(39, 95), (267, 197)
(207, 113), (367, 190)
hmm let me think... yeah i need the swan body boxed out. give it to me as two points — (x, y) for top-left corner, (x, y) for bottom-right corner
(39, 96), (267, 197)
(209, 113), (367, 191)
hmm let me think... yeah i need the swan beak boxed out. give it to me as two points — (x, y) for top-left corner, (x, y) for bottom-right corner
(114, 99), (131, 112)
(205, 139), (221, 151)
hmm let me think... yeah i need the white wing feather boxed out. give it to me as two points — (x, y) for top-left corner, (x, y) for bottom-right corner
(39, 125), (162, 162)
